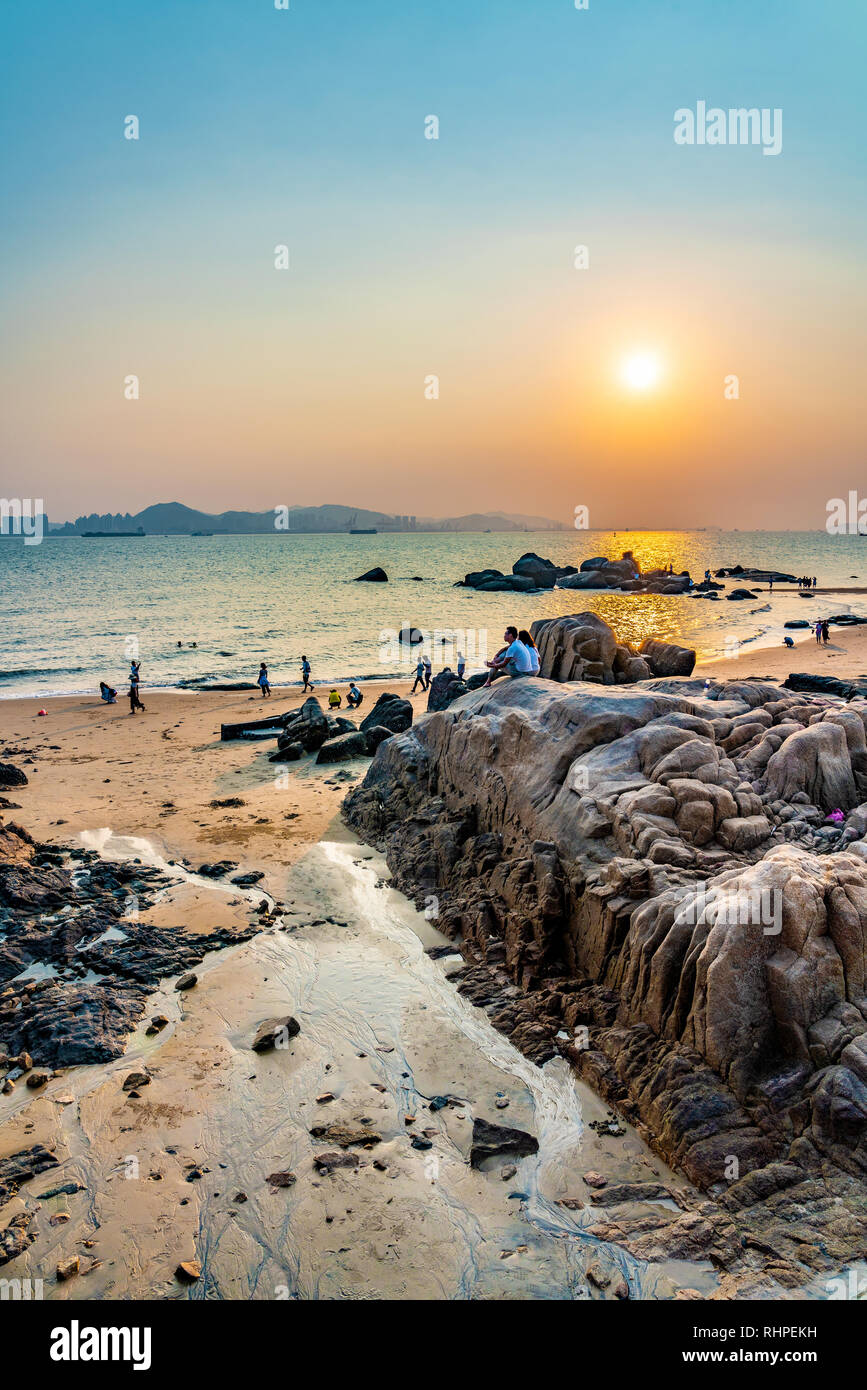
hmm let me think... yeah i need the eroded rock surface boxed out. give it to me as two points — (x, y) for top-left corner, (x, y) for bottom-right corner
(345, 671), (867, 1293)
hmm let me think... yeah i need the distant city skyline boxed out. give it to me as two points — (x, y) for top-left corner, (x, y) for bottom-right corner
(2, 0), (865, 529)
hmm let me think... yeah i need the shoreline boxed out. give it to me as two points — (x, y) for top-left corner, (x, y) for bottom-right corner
(2, 614), (866, 709)
(3, 602), (866, 704)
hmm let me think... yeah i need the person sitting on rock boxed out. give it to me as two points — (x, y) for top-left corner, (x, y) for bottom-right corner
(346, 682), (363, 708)
(328, 688), (342, 708)
(484, 626), (533, 685)
(518, 629), (541, 675)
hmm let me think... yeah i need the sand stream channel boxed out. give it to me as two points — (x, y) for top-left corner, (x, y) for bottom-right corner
(2, 822), (719, 1300)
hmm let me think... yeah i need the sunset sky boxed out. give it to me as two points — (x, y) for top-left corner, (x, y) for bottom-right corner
(2, 0), (865, 529)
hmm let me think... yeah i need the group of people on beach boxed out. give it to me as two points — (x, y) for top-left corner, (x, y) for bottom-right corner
(799, 576), (818, 589)
(99, 660), (145, 714)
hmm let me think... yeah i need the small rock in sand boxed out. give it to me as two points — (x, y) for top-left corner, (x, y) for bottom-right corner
(174, 973), (198, 991)
(56, 1255), (80, 1282)
(122, 1071), (150, 1092)
(266, 1171), (297, 1189)
(583, 1171), (608, 1189)
(176, 1260), (201, 1282)
(251, 1016), (300, 1052)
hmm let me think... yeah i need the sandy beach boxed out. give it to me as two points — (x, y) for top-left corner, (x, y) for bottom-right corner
(2, 619), (866, 871)
(2, 619), (867, 1301)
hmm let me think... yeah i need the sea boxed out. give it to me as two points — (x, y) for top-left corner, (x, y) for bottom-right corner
(1, 530), (865, 699)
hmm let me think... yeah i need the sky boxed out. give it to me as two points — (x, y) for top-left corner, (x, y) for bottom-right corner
(1, 0), (865, 529)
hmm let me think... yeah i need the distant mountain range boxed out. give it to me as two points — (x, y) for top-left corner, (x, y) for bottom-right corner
(48, 502), (567, 535)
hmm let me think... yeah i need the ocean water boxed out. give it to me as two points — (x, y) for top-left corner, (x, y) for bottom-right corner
(1, 530), (865, 698)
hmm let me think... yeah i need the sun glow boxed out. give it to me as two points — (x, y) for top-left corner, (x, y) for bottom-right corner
(621, 352), (663, 392)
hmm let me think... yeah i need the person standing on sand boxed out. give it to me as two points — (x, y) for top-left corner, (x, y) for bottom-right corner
(411, 656), (425, 694)
(822, 620), (830, 645)
(300, 655), (312, 692)
(258, 662), (271, 697)
(128, 677), (145, 714)
(457, 651), (466, 679)
(423, 655), (432, 689)
(815, 621), (823, 644)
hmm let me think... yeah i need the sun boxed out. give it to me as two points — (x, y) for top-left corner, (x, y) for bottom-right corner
(620, 351), (663, 392)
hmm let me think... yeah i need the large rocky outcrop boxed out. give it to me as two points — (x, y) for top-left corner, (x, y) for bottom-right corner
(556, 551), (693, 595)
(530, 613), (694, 684)
(345, 675), (867, 1291)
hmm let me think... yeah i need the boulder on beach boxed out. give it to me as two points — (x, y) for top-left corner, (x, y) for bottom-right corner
(355, 567), (388, 582)
(270, 696), (330, 756)
(363, 725), (394, 754)
(427, 668), (468, 712)
(639, 638), (696, 678)
(359, 693), (413, 735)
(528, 613), (695, 687)
(315, 731), (369, 763)
(398, 626), (423, 645)
(0, 763), (28, 790)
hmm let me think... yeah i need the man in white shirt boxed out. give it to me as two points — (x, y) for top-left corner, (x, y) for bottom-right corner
(484, 626), (533, 685)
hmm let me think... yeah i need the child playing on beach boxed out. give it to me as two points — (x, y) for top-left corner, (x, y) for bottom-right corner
(300, 655), (312, 692)
(258, 663), (271, 697)
(99, 681), (117, 704)
(328, 688), (342, 709)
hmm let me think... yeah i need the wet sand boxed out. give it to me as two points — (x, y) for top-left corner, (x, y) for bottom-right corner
(0, 830), (713, 1300)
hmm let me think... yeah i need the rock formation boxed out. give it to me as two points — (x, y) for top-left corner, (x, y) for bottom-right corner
(530, 613), (695, 683)
(0, 826), (262, 1069)
(345, 672), (867, 1293)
